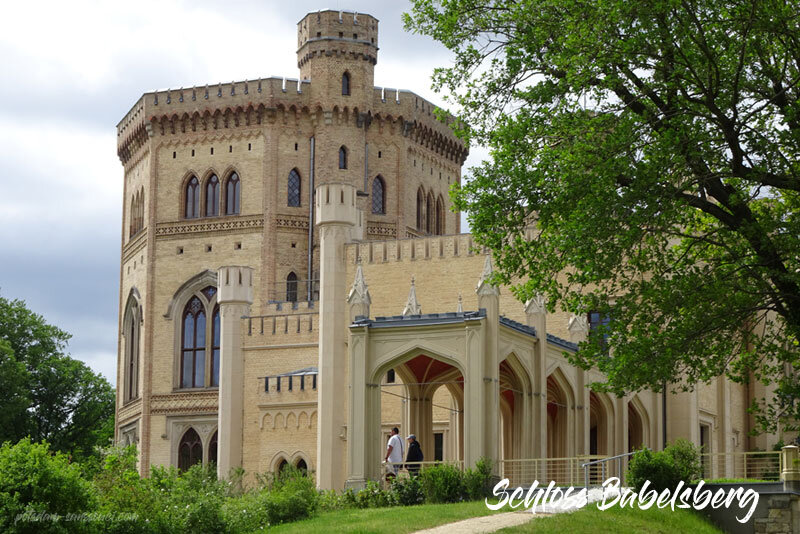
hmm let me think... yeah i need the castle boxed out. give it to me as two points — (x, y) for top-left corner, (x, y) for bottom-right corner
(115, 9), (779, 490)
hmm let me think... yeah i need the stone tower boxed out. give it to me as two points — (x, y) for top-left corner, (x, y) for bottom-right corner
(297, 10), (378, 107)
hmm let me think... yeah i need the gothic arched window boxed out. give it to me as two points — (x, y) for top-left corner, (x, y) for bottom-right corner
(426, 192), (435, 234)
(288, 169), (301, 207)
(181, 297), (206, 388)
(416, 188), (424, 231)
(178, 428), (203, 472)
(436, 195), (445, 235)
(286, 272), (298, 302)
(339, 146), (348, 169)
(206, 175), (219, 216)
(185, 176), (200, 219)
(211, 306), (220, 387)
(208, 431), (218, 466)
(124, 298), (140, 402)
(372, 176), (385, 214)
(129, 195), (136, 238)
(225, 172), (240, 215)
(342, 72), (351, 95)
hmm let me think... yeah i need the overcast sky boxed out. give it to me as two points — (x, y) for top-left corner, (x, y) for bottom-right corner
(0, 0), (486, 385)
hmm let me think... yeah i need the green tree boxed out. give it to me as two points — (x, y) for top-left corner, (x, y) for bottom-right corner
(404, 0), (800, 431)
(0, 294), (115, 459)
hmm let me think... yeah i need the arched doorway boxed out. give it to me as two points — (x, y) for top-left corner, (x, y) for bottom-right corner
(499, 355), (532, 462)
(628, 396), (649, 452)
(380, 354), (465, 466)
(589, 392), (613, 456)
(547, 369), (575, 484)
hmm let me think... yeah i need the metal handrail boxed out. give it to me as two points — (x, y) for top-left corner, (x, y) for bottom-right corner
(581, 451), (637, 488)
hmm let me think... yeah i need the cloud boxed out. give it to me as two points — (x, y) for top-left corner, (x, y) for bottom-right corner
(0, 1), (486, 386)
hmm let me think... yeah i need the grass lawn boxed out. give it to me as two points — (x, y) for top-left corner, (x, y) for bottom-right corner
(703, 478), (773, 484)
(268, 499), (505, 533)
(497, 504), (723, 533)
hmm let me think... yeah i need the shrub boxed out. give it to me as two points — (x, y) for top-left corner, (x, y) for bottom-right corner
(664, 439), (702, 483)
(420, 463), (464, 503)
(391, 475), (424, 506)
(0, 438), (97, 534)
(352, 480), (394, 508)
(463, 457), (494, 500)
(627, 440), (702, 492)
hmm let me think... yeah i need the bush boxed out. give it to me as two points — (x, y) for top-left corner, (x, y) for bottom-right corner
(391, 475), (424, 506)
(627, 440), (702, 492)
(463, 457), (493, 501)
(664, 439), (703, 483)
(420, 463), (464, 503)
(0, 438), (97, 534)
(353, 480), (395, 508)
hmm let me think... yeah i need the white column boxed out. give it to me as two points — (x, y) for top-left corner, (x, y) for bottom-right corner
(216, 266), (253, 479)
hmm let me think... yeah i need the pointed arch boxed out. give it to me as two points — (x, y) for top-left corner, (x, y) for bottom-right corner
(372, 175), (385, 214)
(416, 187), (425, 230)
(286, 272), (298, 302)
(436, 195), (445, 235)
(342, 71), (351, 95)
(225, 171), (240, 215)
(287, 169), (301, 207)
(185, 175), (200, 219)
(122, 288), (141, 403)
(178, 428), (203, 471)
(426, 192), (435, 234)
(205, 174), (220, 216)
(180, 296), (206, 388)
(338, 146), (348, 169)
(628, 395), (650, 451)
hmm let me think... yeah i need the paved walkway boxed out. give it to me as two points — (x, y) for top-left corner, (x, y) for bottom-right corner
(411, 510), (541, 533)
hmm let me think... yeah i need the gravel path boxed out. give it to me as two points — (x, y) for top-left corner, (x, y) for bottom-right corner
(412, 486), (619, 533)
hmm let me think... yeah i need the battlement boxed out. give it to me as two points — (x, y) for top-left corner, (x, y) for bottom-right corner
(243, 312), (319, 348)
(297, 10), (379, 52)
(315, 183), (362, 230)
(347, 233), (487, 265)
(218, 266), (254, 304)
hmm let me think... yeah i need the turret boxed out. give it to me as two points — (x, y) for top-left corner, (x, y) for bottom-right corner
(297, 10), (378, 105)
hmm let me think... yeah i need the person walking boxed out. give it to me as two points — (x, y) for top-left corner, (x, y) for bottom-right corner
(384, 427), (404, 478)
(405, 434), (424, 476)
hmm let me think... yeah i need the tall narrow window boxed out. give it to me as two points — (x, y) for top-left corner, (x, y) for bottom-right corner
(288, 169), (301, 207)
(181, 297), (206, 388)
(339, 146), (348, 169)
(416, 188), (424, 231)
(286, 272), (298, 302)
(211, 306), (220, 387)
(178, 428), (203, 472)
(426, 192), (435, 234)
(205, 175), (219, 216)
(129, 196), (136, 237)
(208, 431), (218, 466)
(436, 195), (445, 235)
(372, 176), (385, 214)
(342, 72), (351, 95)
(125, 302), (139, 402)
(225, 172), (240, 215)
(185, 176), (200, 219)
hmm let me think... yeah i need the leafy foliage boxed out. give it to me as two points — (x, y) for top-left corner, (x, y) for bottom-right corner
(420, 463), (465, 503)
(404, 0), (800, 432)
(627, 440), (703, 492)
(0, 439), (96, 534)
(0, 294), (115, 459)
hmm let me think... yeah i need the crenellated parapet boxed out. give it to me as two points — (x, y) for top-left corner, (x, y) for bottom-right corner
(116, 80), (467, 166)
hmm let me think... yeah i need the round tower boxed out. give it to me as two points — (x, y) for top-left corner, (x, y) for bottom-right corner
(297, 10), (378, 105)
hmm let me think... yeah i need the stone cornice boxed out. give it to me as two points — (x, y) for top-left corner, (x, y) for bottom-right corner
(155, 215), (264, 238)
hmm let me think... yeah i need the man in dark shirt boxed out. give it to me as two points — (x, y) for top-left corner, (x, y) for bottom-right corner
(405, 434), (424, 476)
